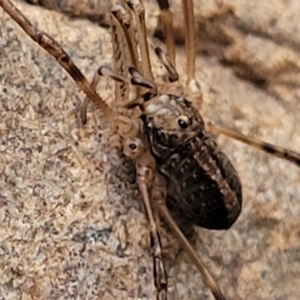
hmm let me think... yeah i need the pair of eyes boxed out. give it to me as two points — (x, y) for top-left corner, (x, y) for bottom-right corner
(177, 115), (191, 129)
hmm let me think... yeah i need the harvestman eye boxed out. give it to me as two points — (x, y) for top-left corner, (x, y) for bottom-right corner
(177, 115), (190, 129)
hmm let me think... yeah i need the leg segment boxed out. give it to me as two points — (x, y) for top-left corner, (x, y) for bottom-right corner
(158, 0), (202, 108)
(111, 2), (138, 104)
(181, 0), (203, 109)
(127, 0), (154, 81)
(156, 0), (176, 68)
(154, 47), (179, 82)
(157, 206), (226, 300)
(80, 69), (101, 125)
(80, 66), (131, 124)
(123, 138), (167, 300)
(181, 0), (196, 84)
(208, 122), (300, 167)
(152, 178), (226, 300)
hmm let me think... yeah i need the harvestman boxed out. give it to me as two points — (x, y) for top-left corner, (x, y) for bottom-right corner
(1, 0), (300, 299)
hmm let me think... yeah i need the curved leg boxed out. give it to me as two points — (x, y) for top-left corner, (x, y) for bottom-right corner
(80, 66), (131, 124)
(154, 46), (179, 82)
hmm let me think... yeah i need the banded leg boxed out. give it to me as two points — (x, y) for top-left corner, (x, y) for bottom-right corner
(110, 0), (155, 104)
(208, 122), (300, 167)
(111, 1), (140, 74)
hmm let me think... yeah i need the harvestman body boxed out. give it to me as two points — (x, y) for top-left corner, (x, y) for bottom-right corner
(0, 0), (300, 299)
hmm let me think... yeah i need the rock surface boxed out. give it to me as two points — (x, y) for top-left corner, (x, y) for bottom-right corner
(0, 1), (300, 300)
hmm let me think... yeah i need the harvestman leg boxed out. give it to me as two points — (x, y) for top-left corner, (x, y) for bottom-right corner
(127, 0), (154, 81)
(122, 136), (168, 300)
(208, 123), (300, 167)
(157, 0), (203, 107)
(80, 69), (102, 125)
(156, 0), (176, 67)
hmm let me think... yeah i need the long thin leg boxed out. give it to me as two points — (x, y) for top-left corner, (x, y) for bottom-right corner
(123, 138), (168, 300)
(181, 0), (195, 84)
(0, 0), (117, 124)
(156, 0), (196, 84)
(111, 2), (140, 104)
(156, 0), (176, 68)
(180, 0), (204, 110)
(80, 70), (101, 124)
(138, 176), (168, 300)
(158, 205), (226, 300)
(208, 122), (300, 167)
(151, 176), (226, 300)
(127, 0), (154, 81)
(111, 2), (141, 74)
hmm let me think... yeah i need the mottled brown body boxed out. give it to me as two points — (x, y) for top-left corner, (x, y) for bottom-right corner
(139, 93), (242, 237)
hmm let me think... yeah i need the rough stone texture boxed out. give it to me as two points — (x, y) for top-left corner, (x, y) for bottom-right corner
(0, 1), (300, 300)
(24, 0), (111, 24)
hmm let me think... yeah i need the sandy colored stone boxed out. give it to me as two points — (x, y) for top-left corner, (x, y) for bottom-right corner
(0, 1), (300, 300)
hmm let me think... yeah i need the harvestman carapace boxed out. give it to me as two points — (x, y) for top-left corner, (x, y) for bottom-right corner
(1, 0), (299, 299)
